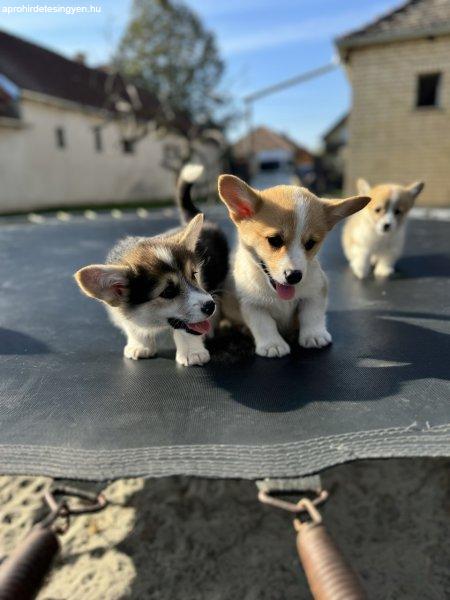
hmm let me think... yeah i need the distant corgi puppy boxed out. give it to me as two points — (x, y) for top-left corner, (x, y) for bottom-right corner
(342, 179), (424, 279)
(75, 165), (229, 366)
(218, 175), (369, 358)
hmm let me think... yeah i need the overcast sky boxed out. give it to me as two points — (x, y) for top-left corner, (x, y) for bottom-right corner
(0, 0), (401, 149)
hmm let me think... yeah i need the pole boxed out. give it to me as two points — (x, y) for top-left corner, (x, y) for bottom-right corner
(243, 62), (337, 104)
(242, 61), (337, 180)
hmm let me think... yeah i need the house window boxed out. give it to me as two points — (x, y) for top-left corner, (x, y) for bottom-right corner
(122, 139), (135, 154)
(55, 127), (66, 148)
(260, 160), (281, 171)
(93, 127), (103, 152)
(416, 73), (441, 108)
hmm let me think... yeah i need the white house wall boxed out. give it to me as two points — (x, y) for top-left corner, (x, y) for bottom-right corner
(0, 95), (184, 212)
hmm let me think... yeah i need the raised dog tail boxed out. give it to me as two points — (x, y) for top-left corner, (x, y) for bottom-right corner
(176, 163), (205, 223)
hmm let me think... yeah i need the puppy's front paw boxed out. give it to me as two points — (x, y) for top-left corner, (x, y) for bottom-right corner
(124, 344), (156, 360)
(299, 329), (332, 349)
(351, 261), (371, 280)
(350, 258), (371, 279)
(374, 263), (394, 278)
(176, 348), (210, 366)
(256, 339), (291, 358)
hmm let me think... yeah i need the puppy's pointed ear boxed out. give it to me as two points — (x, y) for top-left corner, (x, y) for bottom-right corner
(324, 195), (371, 228)
(357, 178), (371, 195)
(218, 174), (260, 221)
(406, 181), (424, 200)
(180, 213), (204, 251)
(74, 264), (129, 306)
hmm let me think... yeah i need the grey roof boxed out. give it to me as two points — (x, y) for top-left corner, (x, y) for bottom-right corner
(0, 29), (192, 133)
(337, 0), (450, 49)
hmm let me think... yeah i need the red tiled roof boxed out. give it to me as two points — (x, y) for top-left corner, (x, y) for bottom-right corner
(233, 126), (312, 159)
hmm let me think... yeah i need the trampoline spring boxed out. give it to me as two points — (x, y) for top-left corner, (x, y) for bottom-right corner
(295, 515), (366, 600)
(0, 525), (60, 600)
(259, 490), (366, 599)
(0, 485), (108, 600)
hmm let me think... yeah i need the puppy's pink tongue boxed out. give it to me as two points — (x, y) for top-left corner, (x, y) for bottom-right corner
(275, 283), (296, 300)
(187, 320), (211, 334)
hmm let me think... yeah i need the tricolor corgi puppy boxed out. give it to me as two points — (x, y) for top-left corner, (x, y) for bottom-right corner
(218, 175), (369, 358)
(342, 179), (424, 279)
(74, 165), (229, 366)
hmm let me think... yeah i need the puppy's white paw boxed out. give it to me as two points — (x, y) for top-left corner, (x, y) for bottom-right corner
(124, 344), (156, 360)
(299, 329), (332, 349)
(256, 339), (291, 358)
(176, 348), (210, 366)
(351, 261), (370, 280)
(374, 263), (394, 278)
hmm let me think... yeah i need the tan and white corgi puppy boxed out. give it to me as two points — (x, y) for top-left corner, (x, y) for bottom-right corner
(218, 175), (369, 358)
(74, 165), (229, 366)
(342, 179), (424, 279)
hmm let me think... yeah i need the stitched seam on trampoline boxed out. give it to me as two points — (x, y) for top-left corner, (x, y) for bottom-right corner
(0, 441), (448, 480)
(2, 441), (449, 462)
(1, 439), (449, 461)
(1, 422), (449, 456)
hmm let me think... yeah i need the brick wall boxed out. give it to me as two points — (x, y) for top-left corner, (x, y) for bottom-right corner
(343, 36), (450, 206)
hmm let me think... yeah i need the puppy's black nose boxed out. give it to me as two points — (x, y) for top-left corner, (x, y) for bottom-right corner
(201, 300), (216, 316)
(383, 223), (391, 232)
(284, 270), (302, 285)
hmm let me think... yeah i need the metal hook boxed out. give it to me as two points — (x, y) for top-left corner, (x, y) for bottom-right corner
(258, 488), (328, 514)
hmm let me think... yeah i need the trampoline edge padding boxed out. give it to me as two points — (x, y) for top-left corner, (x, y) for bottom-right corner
(1, 423), (449, 481)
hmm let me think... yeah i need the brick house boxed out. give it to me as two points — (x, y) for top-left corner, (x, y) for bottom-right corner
(337, 0), (450, 206)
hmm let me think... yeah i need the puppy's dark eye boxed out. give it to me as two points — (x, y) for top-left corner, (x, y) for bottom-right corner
(160, 282), (179, 299)
(375, 207), (382, 213)
(394, 208), (402, 216)
(192, 270), (198, 279)
(267, 235), (284, 248)
(304, 238), (316, 251)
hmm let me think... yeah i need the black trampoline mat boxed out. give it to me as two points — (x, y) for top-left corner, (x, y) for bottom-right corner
(0, 211), (449, 480)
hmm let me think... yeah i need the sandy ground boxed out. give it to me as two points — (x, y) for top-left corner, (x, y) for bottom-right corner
(0, 458), (449, 600)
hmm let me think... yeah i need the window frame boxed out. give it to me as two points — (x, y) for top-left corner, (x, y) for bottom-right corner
(55, 126), (66, 149)
(415, 72), (442, 109)
(93, 126), (103, 153)
(121, 139), (135, 154)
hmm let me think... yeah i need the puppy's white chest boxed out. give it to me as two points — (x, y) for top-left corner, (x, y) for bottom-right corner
(371, 228), (398, 249)
(267, 299), (298, 330)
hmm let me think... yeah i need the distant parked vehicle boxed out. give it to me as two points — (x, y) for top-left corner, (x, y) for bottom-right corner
(250, 150), (300, 189)
(232, 127), (315, 189)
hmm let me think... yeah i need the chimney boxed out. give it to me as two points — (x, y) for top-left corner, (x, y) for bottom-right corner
(96, 64), (113, 74)
(74, 52), (87, 65)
